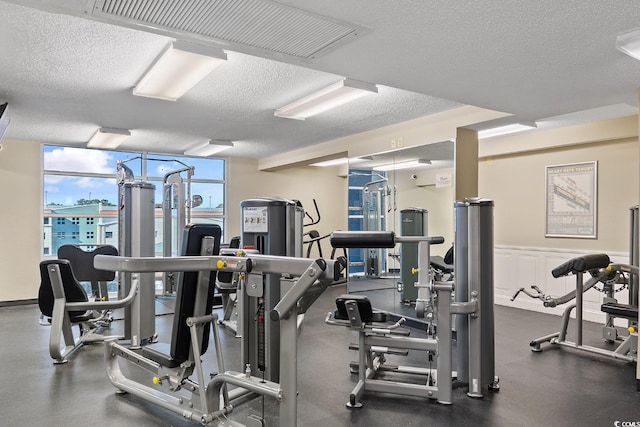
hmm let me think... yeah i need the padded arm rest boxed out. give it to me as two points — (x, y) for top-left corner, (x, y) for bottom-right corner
(551, 253), (610, 278)
(330, 231), (396, 248)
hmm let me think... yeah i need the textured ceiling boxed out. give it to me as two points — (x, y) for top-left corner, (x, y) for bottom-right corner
(0, 0), (639, 161)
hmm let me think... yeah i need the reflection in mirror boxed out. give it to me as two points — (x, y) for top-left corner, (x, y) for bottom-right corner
(346, 141), (454, 320)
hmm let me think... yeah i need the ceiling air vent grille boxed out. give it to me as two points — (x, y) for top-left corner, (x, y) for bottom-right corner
(90, 0), (370, 60)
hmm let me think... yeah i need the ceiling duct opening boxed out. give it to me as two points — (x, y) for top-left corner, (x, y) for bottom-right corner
(88, 0), (371, 61)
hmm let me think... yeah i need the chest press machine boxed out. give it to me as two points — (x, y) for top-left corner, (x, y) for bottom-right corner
(94, 223), (344, 426)
(325, 198), (498, 407)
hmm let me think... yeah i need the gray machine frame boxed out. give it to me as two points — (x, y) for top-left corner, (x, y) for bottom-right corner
(326, 199), (498, 408)
(240, 197), (304, 383)
(95, 251), (342, 426)
(514, 206), (639, 365)
(117, 178), (157, 347)
(40, 261), (139, 363)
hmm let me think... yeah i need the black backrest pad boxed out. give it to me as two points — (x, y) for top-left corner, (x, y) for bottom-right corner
(170, 224), (221, 363)
(551, 253), (610, 278)
(38, 259), (89, 318)
(335, 294), (375, 322)
(216, 236), (240, 285)
(57, 245), (118, 282)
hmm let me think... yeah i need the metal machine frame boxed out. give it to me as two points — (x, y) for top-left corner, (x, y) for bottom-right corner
(514, 255), (639, 363)
(39, 261), (138, 364)
(326, 198), (498, 407)
(95, 250), (342, 426)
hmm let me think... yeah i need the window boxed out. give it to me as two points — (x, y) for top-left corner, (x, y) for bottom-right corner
(43, 146), (226, 256)
(44, 247), (50, 255)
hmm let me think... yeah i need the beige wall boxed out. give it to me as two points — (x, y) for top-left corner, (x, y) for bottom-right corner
(226, 157), (348, 256)
(0, 139), (42, 302)
(1, 115), (637, 302)
(479, 137), (639, 252)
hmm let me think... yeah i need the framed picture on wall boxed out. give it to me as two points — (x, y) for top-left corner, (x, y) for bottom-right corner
(545, 161), (597, 238)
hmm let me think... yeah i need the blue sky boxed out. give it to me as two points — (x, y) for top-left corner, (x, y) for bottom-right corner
(43, 146), (225, 207)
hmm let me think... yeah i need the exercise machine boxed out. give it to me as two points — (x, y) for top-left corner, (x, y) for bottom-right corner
(399, 207), (428, 303)
(162, 162), (202, 294)
(362, 177), (390, 278)
(95, 224), (344, 426)
(326, 198), (498, 407)
(513, 253), (638, 363)
(117, 162), (157, 347)
(37, 246), (139, 364)
(514, 205), (639, 365)
(240, 197), (304, 383)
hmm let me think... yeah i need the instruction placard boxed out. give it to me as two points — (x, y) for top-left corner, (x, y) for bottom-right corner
(243, 206), (269, 233)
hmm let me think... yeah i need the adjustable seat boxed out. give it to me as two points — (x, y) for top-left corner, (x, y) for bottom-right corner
(334, 294), (387, 324)
(57, 244), (118, 301)
(38, 249), (139, 364)
(39, 259), (95, 324)
(38, 260), (114, 363)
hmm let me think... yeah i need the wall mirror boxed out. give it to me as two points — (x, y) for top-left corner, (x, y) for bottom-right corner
(346, 140), (455, 319)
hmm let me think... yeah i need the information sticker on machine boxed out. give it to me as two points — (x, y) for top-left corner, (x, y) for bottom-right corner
(243, 206), (269, 233)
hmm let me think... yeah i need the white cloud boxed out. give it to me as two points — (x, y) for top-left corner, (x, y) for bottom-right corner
(156, 164), (172, 175)
(44, 147), (115, 174)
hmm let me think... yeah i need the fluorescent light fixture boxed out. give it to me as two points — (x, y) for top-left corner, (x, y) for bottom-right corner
(86, 127), (130, 149)
(478, 122), (537, 139)
(184, 140), (234, 157)
(310, 157), (366, 167)
(373, 159), (431, 171)
(616, 27), (640, 60)
(134, 41), (227, 101)
(275, 78), (378, 120)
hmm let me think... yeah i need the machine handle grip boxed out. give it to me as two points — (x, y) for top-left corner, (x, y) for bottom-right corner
(270, 259), (326, 321)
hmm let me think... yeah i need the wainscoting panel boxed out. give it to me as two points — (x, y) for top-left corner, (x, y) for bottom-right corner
(494, 245), (629, 323)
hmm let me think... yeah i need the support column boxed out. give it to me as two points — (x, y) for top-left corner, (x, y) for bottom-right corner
(454, 128), (479, 200)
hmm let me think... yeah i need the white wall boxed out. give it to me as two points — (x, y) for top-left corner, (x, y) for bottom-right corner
(0, 139), (42, 302)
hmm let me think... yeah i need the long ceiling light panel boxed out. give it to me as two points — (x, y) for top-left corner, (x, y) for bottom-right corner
(310, 157), (366, 167)
(275, 78), (378, 120)
(373, 159), (431, 171)
(86, 127), (130, 149)
(184, 140), (234, 157)
(616, 27), (640, 60)
(134, 41), (227, 101)
(478, 123), (537, 139)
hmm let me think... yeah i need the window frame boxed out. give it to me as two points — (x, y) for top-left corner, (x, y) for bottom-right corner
(42, 146), (227, 257)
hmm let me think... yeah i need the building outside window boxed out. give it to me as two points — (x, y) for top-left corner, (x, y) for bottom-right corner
(42, 146), (226, 256)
